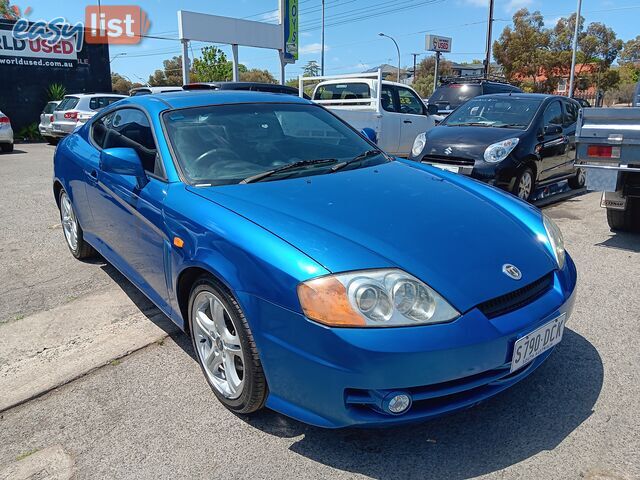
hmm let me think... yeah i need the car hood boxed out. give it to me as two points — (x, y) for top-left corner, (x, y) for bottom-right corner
(189, 161), (556, 312)
(422, 125), (526, 160)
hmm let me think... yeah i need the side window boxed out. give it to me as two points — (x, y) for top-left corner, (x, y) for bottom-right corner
(563, 101), (578, 127)
(543, 101), (563, 127)
(380, 85), (398, 112)
(396, 87), (425, 115)
(91, 112), (115, 149)
(89, 97), (122, 111)
(102, 109), (162, 176)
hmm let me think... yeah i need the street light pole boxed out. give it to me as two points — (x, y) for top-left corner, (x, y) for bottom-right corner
(109, 52), (127, 63)
(379, 33), (401, 82)
(411, 53), (420, 82)
(568, 0), (583, 98)
(321, 0), (325, 75)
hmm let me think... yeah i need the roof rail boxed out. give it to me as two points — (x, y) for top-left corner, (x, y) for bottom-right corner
(439, 74), (510, 85)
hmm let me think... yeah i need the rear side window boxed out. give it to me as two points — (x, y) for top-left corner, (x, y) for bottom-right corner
(428, 84), (481, 109)
(563, 101), (578, 127)
(314, 83), (371, 101)
(43, 102), (58, 114)
(89, 97), (122, 111)
(380, 85), (398, 112)
(56, 97), (80, 111)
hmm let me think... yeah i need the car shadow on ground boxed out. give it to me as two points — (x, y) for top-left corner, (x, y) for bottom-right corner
(0, 149), (28, 155)
(241, 329), (603, 480)
(94, 256), (603, 479)
(596, 232), (640, 253)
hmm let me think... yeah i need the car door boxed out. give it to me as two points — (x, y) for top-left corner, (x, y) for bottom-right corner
(560, 99), (579, 177)
(395, 86), (434, 156)
(86, 107), (171, 309)
(537, 100), (569, 181)
(377, 84), (401, 155)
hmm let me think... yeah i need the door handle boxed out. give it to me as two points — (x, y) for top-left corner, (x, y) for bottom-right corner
(403, 120), (413, 124)
(86, 170), (98, 180)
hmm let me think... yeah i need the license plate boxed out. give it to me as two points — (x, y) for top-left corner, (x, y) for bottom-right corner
(601, 191), (627, 211)
(432, 164), (460, 173)
(510, 314), (566, 373)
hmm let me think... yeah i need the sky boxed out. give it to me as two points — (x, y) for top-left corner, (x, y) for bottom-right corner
(14, 0), (640, 83)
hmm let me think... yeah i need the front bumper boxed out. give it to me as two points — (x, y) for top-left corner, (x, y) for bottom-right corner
(238, 256), (577, 428)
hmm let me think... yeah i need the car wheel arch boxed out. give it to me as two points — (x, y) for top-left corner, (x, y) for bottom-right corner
(53, 180), (64, 208)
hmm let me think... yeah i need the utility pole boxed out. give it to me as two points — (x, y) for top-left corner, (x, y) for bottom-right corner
(433, 51), (441, 92)
(411, 53), (420, 82)
(483, 0), (494, 78)
(321, 0), (325, 75)
(568, 0), (583, 98)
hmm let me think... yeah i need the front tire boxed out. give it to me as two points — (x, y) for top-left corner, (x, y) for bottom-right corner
(512, 167), (535, 202)
(606, 198), (640, 232)
(58, 190), (96, 259)
(188, 277), (267, 414)
(1, 143), (13, 153)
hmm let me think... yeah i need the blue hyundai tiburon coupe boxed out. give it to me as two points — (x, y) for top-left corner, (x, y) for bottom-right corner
(53, 91), (577, 428)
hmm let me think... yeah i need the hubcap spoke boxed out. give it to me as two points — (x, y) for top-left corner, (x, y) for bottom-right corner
(223, 354), (242, 395)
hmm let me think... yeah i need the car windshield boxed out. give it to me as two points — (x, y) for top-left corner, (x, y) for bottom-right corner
(444, 96), (542, 129)
(43, 102), (58, 114)
(163, 103), (386, 185)
(428, 84), (481, 109)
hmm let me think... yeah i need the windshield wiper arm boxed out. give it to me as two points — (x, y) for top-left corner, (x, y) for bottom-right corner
(240, 158), (338, 184)
(330, 149), (384, 173)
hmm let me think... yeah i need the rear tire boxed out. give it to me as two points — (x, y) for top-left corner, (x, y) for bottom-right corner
(606, 198), (640, 233)
(188, 276), (267, 414)
(512, 167), (535, 202)
(58, 189), (96, 259)
(1, 143), (14, 153)
(45, 136), (59, 146)
(568, 168), (586, 189)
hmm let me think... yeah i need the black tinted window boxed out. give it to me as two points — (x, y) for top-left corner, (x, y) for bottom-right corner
(43, 102), (58, 114)
(89, 97), (122, 111)
(543, 101), (563, 126)
(563, 101), (578, 127)
(101, 109), (160, 176)
(428, 84), (481, 109)
(381, 85), (397, 112)
(56, 97), (80, 111)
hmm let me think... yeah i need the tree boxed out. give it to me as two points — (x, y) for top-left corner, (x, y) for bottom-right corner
(493, 9), (551, 89)
(302, 60), (321, 77)
(620, 35), (640, 65)
(148, 56), (186, 86)
(46, 83), (66, 101)
(0, 0), (19, 20)
(411, 56), (453, 97)
(192, 46), (238, 82)
(111, 73), (142, 94)
(239, 68), (277, 84)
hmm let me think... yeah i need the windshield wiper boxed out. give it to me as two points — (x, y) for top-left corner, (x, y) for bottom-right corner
(240, 158), (337, 184)
(495, 123), (526, 128)
(330, 149), (384, 173)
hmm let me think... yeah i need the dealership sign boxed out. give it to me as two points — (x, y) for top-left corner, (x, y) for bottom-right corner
(0, 29), (78, 67)
(425, 34), (452, 53)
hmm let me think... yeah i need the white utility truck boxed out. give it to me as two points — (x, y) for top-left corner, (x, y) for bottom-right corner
(577, 106), (640, 232)
(300, 70), (437, 157)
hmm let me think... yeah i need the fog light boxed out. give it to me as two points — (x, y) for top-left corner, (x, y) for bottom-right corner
(384, 392), (412, 415)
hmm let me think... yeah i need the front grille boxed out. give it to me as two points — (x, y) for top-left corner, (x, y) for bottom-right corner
(421, 155), (475, 166)
(477, 273), (554, 319)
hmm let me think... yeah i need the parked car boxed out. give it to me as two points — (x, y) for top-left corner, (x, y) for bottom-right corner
(577, 106), (640, 232)
(634, 81), (640, 107)
(53, 91), (577, 428)
(410, 93), (585, 201)
(130, 86), (183, 96)
(574, 98), (591, 108)
(427, 77), (522, 116)
(38, 100), (61, 144)
(0, 110), (14, 152)
(50, 94), (126, 140)
(302, 71), (438, 157)
(183, 81), (306, 97)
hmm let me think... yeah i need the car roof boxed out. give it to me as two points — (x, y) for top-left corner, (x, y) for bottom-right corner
(480, 93), (575, 101)
(116, 90), (312, 110)
(64, 93), (126, 98)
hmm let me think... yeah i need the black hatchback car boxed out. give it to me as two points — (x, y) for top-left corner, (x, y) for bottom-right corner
(427, 78), (522, 116)
(409, 93), (585, 201)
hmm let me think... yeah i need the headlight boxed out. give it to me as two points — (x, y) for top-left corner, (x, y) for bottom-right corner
(297, 269), (459, 327)
(484, 138), (519, 163)
(412, 132), (426, 157)
(543, 214), (566, 269)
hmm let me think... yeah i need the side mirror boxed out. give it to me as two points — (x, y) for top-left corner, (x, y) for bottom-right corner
(360, 128), (378, 144)
(100, 147), (148, 189)
(544, 124), (562, 136)
(426, 104), (439, 115)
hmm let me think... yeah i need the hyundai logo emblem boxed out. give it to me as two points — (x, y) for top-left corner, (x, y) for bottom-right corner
(444, 146), (453, 155)
(502, 264), (522, 280)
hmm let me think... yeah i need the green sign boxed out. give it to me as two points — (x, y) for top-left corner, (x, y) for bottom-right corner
(284, 0), (298, 61)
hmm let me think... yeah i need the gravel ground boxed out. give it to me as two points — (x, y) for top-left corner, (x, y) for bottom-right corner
(0, 144), (638, 479)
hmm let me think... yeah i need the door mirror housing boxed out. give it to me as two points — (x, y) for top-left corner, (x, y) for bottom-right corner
(100, 148), (148, 188)
(360, 128), (378, 144)
(544, 124), (562, 136)
(426, 104), (439, 116)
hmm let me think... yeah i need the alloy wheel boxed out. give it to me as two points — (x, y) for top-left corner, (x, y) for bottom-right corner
(192, 291), (245, 399)
(61, 193), (79, 251)
(578, 168), (586, 186)
(517, 171), (533, 200)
